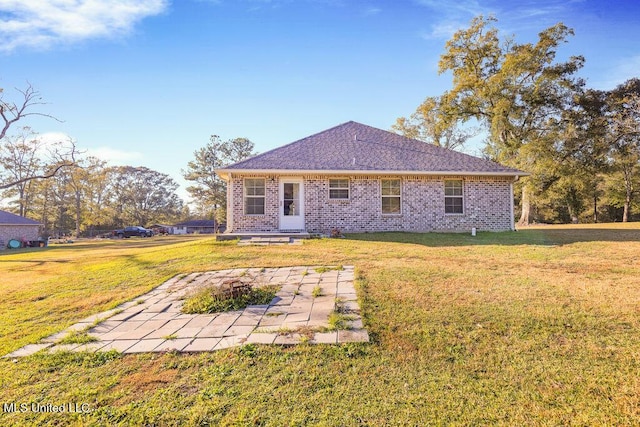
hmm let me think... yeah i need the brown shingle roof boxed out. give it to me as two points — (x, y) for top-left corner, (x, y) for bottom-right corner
(0, 210), (41, 225)
(218, 121), (525, 177)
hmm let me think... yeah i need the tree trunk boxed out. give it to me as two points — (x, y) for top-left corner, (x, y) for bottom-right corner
(623, 169), (633, 223)
(623, 195), (631, 222)
(517, 187), (531, 226)
(18, 186), (26, 217)
(593, 193), (598, 223)
(75, 189), (81, 237)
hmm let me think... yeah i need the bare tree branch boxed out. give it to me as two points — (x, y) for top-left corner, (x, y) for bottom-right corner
(0, 84), (61, 141)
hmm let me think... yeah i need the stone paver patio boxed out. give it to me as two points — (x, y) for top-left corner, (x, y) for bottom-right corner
(4, 266), (368, 358)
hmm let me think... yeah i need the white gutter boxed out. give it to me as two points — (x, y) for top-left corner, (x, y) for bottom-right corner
(227, 181), (234, 232)
(216, 169), (530, 181)
(510, 181), (515, 231)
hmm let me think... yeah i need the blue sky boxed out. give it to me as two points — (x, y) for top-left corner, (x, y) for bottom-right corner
(1, 0), (639, 202)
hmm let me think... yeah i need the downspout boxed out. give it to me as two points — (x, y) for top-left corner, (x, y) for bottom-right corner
(227, 174), (234, 233)
(510, 176), (518, 231)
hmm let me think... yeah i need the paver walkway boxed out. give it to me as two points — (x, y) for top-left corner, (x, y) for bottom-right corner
(5, 266), (368, 358)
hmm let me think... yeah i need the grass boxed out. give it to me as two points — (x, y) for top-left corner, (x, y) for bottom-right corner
(181, 284), (280, 314)
(326, 311), (353, 331)
(57, 330), (98, 345)
(314, 265), (343, 274)
(311, 285), (323, 298)
(1, 225), (640, 425)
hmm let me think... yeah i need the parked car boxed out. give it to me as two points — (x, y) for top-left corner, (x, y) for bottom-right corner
(113, 226), (153, 238)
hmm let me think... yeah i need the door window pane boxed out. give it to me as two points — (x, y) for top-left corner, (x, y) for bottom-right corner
(283, 183), (300, 216)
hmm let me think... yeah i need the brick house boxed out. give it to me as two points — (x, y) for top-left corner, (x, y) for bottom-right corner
(0, 210), (42, 248)
(216, 121), (527, 234)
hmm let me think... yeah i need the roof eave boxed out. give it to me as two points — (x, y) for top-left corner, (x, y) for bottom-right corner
(216, 169), (529, 180)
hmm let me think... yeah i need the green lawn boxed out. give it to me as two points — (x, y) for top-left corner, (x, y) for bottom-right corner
(1, 226), (639, 425)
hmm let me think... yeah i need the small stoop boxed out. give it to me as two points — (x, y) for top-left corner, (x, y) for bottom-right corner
(215, 231), (311, 241)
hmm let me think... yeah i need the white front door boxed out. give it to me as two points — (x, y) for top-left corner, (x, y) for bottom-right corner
(279, 179), (305, 230)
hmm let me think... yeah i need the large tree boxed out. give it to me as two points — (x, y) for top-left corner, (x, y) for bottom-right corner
(26, 161), (186, 236)
(0, 127), (42, 216)
(77, 157), (115, 235)
(435, 16), (585, 225)
(546, 88), (611, 222)
(393, 96), (477, 150)
(183, 135), (255, 222)
(606, 79), (640, 221)
(109, 166), (183, 226)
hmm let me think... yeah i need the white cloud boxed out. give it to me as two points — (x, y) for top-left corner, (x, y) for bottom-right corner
(0, 0), (169, 52)
(420, 20), (468, 40)
(86, 146), (143, 164)
(37, 131), (75, 147)
(364, 6), (381, 16)
(38, 132), (72, 145)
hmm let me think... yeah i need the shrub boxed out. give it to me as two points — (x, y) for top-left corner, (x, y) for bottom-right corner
(182, 280), (280, 314)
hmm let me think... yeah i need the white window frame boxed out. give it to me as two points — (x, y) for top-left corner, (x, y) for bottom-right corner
(381, 178), (401, 215)
(244, 178), (266, 215)
(328, 178), (350, 200)
(444, 180), (464, 214)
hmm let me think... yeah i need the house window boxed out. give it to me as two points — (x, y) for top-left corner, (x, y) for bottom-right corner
(244, 178), (265, 215)
(445, 180), (464, 214)
(381, 179), (401, 214)
(329, 179), (349, 199)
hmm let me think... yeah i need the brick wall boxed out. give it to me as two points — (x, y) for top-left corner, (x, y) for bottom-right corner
(229, 176), (279, 232)
(228, 175), (514, 233)
(0, 225), (40, 248)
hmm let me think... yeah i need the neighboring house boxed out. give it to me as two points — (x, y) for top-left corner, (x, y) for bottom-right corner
(172, 219), (217, 234)
(0, 210), (42, 247)
(216, 121), (528, 234)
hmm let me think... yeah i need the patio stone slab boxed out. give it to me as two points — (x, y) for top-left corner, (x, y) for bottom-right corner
(245, 333), (278, 345)
(274, 334), (305, 345)
(125, 339), (166, 353)
(183, 338), (221, 352)
(117, 328), (154, 340)
(154, 338), (193, 352)
(5, 265), (369, 357)
(214, 335), (249, 350)
(338, 329), (370, 343)
(197, 325), (231, 338)
(100, 340), (138, 353)
(3, 343), (53, 358)
(73, 342), (111, 353)
(224, 325), (255, 336)
(311, 332), (338, 344)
